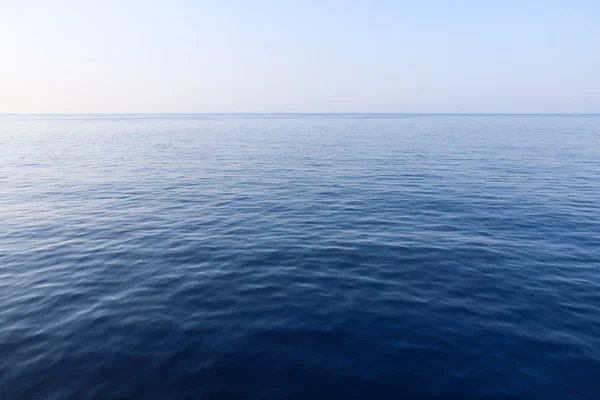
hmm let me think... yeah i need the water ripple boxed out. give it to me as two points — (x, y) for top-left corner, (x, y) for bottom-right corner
(1, 114), (599, 399)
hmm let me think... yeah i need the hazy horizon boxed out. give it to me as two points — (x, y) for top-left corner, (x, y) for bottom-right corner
(2, 1), (599, 114)
(2, 112), (600, 116)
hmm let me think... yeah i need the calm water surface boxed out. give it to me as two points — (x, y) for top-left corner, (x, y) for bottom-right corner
(1, 114), (599, 399)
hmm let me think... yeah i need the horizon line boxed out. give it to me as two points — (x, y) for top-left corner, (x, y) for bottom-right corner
(1, 112), (599, 116)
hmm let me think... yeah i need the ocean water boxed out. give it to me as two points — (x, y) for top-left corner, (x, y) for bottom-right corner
(1, 114), (599, 399)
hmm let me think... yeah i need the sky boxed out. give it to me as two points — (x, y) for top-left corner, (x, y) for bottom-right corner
(1, 0), (599, 114)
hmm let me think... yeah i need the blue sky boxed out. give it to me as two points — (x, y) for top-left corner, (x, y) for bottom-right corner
(1, 1), (599, 113)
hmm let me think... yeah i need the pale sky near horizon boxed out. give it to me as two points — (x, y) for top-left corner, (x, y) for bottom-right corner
(1, 1), (599, 114)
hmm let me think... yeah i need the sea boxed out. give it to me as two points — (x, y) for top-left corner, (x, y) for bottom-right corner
(1, 114), (599, 399)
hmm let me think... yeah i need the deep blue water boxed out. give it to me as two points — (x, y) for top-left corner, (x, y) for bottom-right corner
(1, 114), (599, 399)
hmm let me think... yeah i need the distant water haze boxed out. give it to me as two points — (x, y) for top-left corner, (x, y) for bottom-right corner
(1, 1), (599, 114)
